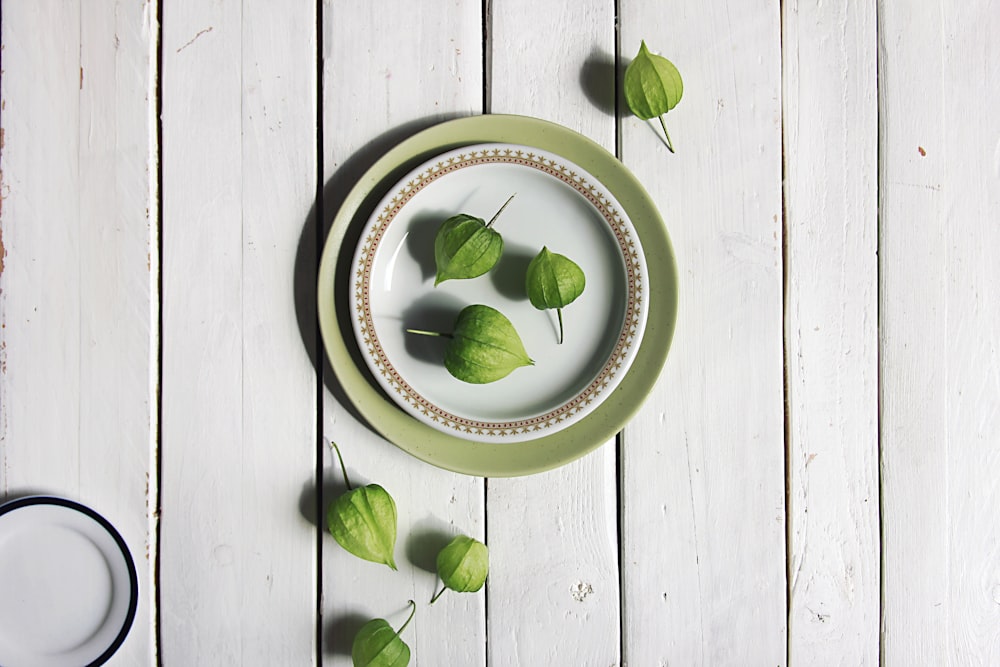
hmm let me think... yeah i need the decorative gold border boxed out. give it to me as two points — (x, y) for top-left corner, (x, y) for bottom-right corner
(354, 146), (644, 438)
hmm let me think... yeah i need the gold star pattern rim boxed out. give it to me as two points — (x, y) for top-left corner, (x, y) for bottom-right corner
(352, 144), (648, 438)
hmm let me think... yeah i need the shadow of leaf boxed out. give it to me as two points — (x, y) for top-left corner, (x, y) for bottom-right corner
(404, 516), (455, 574)
(399, 293), (465, 365)
(580, 49), (621, 117)
(324, 612), (369, 656)
(489, 242), (535, 301)
(405, 209), (452, 282)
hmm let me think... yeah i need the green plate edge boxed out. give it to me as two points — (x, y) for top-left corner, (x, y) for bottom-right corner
(317, 114), (678, 477)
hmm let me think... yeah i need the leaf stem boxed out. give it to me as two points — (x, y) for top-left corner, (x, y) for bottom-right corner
(396, 600), (417, 635)
(486, 193), (516, 228)
(328, 440), (352, 491)
(658, 115), (675, 153)
(406, 328), (454, 339)
(430, 586), (447, 604)
(557, 308), (564, 345)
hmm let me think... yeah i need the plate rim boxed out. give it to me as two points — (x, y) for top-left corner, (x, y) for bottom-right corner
(318, 113), (678, 477)
(0, 495), (139, 667)
(349, 141), (650, 441)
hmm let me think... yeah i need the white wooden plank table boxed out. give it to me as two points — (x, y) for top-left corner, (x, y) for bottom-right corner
(1, 1), (998, 665)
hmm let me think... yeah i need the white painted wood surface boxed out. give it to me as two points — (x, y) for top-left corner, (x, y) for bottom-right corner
(783, 0), (880, 662)
(619, 1), (787, 664)
(159, 1), (317, 663)
(880, 0), (1000, 663)
(2, 0), (999, 664)
(0, 1), (158, 664)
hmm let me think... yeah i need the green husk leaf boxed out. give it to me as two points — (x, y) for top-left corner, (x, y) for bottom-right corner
(433, 215), (503, 285)
(407, 305), (533, 384)
(444, 305), (534, 383)
(431, 535), (489, 603)
(327, 483), (398, 570)
(351, 600), (415, 667)
(433, 195), (514, 285)
(525, 247), (586, 344)
(624, 40), (684, 151)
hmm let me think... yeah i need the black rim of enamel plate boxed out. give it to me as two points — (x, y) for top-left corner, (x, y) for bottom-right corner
(0, 496), (139, 667)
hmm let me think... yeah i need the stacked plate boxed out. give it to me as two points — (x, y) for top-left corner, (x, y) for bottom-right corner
(318, 115), (677, 477)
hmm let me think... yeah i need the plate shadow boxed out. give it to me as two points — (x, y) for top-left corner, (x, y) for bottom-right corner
(293, 114), (468, 431)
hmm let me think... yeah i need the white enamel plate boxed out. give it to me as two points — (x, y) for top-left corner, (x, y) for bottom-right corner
(0, 497), (138, 667)
(350, 144), (648, 442)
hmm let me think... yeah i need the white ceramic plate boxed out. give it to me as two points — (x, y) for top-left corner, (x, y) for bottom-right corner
(0, 497), (138, 667)
(350, 144), (648, 442)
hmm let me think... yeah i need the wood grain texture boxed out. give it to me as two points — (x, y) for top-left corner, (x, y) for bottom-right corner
(0, 2), (158, 663)
(485, 453), (620, 666)
(320, 2), (487, 665)
(783, 0), (879, 662)
(486, 1), (621, 664)
(488, 0), (615, 150)
(160, 1), (318, 662)
(879, 0), (1000, 662)
(878, 3), (949, 663)
(618, 1), (787, 664)
(4, 1), (1000, 662)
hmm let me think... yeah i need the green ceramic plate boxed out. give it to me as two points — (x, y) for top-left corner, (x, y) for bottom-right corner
(318, 114), (677, 477)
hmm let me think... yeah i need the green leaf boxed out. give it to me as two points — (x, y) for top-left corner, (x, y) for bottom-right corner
(624, 40), (683, 151)
(445, 305), (534, 383)
(352, 601), (415, 667)
(433, 215), (502, 285)
(525, 247), (586, 344)
(433, 195), (514, 285)
(407, 304), (534, 384)
(431, 535), (489, 603)
(327, 483), (398, 570)
(525, 247), (586, 310)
